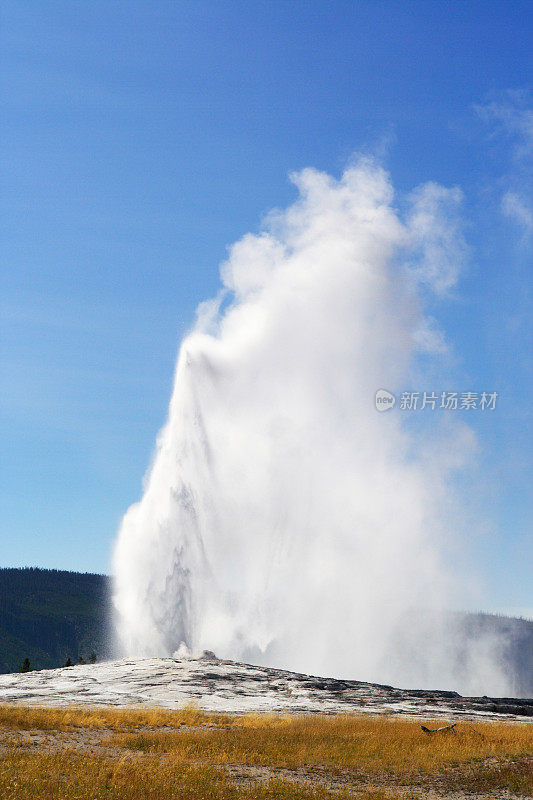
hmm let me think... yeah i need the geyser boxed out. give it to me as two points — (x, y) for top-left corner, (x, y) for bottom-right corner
(113, 161), (510, 696)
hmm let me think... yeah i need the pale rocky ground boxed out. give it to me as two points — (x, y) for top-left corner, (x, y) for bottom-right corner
(0, 654), (531, 719)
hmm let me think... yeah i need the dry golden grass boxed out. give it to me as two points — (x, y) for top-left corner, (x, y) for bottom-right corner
(0, 749), (374, 800)
(0, 702), (230, 731)
(109, 711), (532, 770)
(0, 704), (531, 798)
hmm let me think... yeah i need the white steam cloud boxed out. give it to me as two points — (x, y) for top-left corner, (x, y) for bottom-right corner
(113, 160), (510, 695)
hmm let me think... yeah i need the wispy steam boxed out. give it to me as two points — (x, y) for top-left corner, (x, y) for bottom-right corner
(477, 89), (533, 241)
(502, 190), (533, 238)
(113, 160), (510, 695)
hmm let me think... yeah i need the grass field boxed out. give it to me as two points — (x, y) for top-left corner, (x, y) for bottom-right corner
(0, 705), (531, 799)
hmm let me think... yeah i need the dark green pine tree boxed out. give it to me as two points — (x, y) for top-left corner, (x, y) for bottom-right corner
(19, 657), (31, 673)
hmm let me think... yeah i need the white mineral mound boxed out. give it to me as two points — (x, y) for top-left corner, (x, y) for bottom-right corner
(0, 655), (531, 720)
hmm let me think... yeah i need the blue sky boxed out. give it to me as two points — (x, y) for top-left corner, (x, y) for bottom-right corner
(1, 1), (531, 615)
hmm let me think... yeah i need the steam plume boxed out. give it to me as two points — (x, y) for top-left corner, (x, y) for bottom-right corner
(113, 161), (510, 695)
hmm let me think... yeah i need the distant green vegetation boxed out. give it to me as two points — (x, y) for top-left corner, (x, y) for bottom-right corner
(0, 568), (112, 674)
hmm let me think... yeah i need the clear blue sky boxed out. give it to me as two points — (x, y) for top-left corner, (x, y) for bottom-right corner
(1, 1), (531, 615)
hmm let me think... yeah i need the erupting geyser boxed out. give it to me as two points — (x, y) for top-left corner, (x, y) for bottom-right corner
(113, 160), (510, 696)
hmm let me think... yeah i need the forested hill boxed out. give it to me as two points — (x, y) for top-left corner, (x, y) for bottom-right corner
(0, 567), (112, 673)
